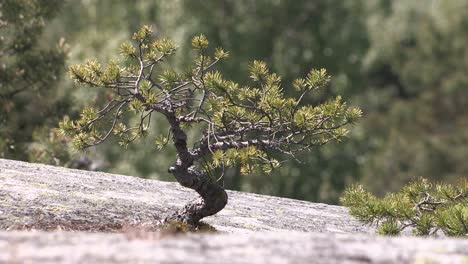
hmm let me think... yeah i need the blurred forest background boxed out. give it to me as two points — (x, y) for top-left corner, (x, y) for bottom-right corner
(1, 0), (467, 204)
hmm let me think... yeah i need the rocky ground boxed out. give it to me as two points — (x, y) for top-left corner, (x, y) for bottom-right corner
(0, 159), (466, 263)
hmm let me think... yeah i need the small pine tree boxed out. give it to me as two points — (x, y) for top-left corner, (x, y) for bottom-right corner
(341, 178), (467, 236)
(60, 26), (361, 225)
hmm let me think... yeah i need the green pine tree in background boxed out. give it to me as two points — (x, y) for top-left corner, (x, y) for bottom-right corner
(0, 0), (73, 164)
(341, 178), (467, 236)
(358, 0), (468, 195)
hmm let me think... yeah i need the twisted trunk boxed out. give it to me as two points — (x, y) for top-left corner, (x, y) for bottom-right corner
(168, 165), (228, 225)
(165, 112), (228, 225)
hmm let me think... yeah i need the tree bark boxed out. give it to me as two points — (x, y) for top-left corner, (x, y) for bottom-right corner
(164, 113), (228, 225)
(168, 165), (228, 225)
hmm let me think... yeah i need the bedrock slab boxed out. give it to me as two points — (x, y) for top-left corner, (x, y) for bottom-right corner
(0, 231), (466, 264)
(0, 159), (371, 234)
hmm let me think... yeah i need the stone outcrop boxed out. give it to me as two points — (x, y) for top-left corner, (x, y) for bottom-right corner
(0, 159), (371, 234)
(0, 159), (466, 263)
(1, 231), (467, 264)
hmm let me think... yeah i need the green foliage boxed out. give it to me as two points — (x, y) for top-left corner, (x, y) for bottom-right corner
(356, 0), (468, 197)
(214, 48), (229, 60)
(6, 0), (466, 208)
(176, 0), (468, 205)
(132, 25), (153, 42)
(176, 0), (370, 202)
(0, 0), (71, 163)
(377, 220), (400, 236)
(28, 128), (72, 166)
(119, 41), (137, 58)
(60, 25), (360, 179)
(154, 134), (169, 150)
(151, 38), (177, 55)
(341, 178), (467, 237)
(191, 34), (209, 50)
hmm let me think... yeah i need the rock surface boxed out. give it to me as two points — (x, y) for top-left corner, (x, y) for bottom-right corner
(0, 158), (370, 234)
(0, 159), (467, 263)
(1, 231), (467, 264)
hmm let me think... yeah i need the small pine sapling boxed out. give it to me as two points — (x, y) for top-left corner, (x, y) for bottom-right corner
(341, 178), (467, 236)
(60, 26), (362, 225)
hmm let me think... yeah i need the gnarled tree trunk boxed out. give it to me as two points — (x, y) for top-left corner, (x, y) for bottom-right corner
(168, 165), (228, 225)
(165, 113), (228, 225)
